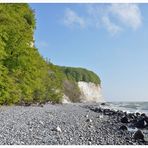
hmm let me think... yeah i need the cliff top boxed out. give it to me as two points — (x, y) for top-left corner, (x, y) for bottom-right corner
(59, 66), (101, 85)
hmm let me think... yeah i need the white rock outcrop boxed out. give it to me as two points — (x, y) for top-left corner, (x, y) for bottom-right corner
(62, 81), (103, 103)
(78, 81), (103, 102)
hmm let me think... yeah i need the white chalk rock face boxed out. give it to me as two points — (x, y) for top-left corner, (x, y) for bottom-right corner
(78, 81), (103, 102)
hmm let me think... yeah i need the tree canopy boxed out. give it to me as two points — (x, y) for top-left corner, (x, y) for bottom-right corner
(59, 66), (101, 85)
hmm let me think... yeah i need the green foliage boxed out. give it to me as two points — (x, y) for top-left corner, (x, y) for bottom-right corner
(0, 65), (21, 105)
(0, 4), (62, 105)
(59, 66), (101, 85)
(0, 4), (101, 105)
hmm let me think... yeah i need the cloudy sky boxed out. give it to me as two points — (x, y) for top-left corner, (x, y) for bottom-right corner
(30, 3), (148, 101)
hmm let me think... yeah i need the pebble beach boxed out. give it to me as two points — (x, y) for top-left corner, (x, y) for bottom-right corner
(0, 103), (147, 145)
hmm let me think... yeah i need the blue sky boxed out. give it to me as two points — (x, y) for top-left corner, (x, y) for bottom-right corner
(30, 3), (148, 102)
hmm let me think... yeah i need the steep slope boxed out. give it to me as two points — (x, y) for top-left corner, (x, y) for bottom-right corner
(0, 4), (63, 105)
(0, 4), (102, 105)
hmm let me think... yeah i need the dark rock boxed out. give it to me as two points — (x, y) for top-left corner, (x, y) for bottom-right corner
(93, 107), (102, 113)
(109, 111), (114, 116)
(133, 130), (144, 141)
(103, 109), (116, 116)
(112, 110), (117, 115)
(131, 119), (138, 124)
(103, 109), (110, 114)
(141, 113), (146, 117)
(86, 119), (92, 123)
(117, 110), (124, 116)
(128, 113), (135, 119)
(25, 103), (31, 106)
(123, 112), (127, 116)
(121, 116), (129, 123)
(119, 125), (128, 131)
(101, 103), (105, 105)
(136, 112), (140, 116)
(144, 117), (148, 127)
(134, 119), (146, 128)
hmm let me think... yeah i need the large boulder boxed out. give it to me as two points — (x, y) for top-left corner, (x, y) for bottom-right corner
(133, 130), (144, 141)
(134, 118), (146, 128)
(121, 116), (129, 123)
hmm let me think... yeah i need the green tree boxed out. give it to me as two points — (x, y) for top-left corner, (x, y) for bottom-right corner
(0, 4), (63, 105)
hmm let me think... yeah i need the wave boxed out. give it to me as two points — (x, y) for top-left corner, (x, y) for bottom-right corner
(103, 102), (148, 114)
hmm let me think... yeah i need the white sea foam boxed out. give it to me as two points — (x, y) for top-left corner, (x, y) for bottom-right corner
(104, 102), (148, 114)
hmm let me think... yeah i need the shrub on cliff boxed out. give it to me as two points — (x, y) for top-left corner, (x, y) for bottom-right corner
(0, 4), (62, 105)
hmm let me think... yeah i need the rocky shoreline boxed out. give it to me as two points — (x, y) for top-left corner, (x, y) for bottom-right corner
(85, 103), (148, 144)
(0, 103), (147, 145)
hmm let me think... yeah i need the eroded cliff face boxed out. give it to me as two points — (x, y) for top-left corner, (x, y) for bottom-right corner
(78, 81), (103, 102)
(62, 81), (103, 103)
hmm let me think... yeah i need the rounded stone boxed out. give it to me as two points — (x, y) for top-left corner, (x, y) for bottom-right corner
(121, 116), (129, 123)
(133, 130), (144, 141)
(55, 126), (62, 133)
(85, 115), (89, 118)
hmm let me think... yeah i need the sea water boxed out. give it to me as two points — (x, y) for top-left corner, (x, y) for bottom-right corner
(102, 102), (148, 115)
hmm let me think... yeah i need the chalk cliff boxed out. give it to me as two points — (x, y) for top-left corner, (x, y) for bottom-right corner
(78, 81), (103, 102)
(62, 81), (103, 103)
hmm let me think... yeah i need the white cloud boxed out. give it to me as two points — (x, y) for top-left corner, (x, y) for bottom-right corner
(102, 16), (122, 35)
(109, 4), (142, 30)
(62, 4), (142, 35)
(63, 8), (86, 28)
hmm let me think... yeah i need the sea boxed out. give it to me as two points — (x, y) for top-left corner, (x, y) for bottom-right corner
(102, 102), (148, 115)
